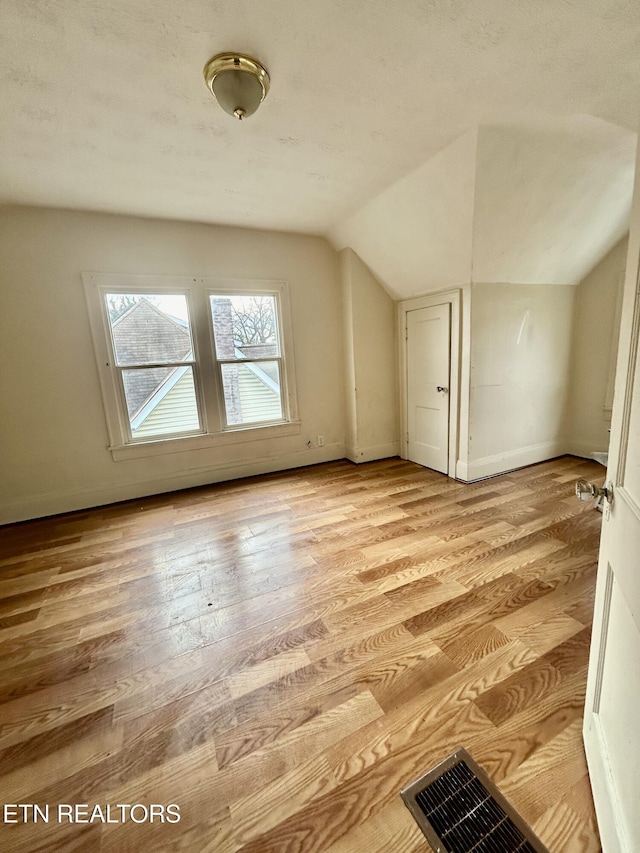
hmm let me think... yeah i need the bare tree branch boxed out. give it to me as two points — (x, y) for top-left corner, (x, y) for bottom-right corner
(231, 297), (276, 345)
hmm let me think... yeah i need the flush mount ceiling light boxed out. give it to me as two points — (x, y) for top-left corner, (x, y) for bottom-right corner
(203, 53), (270, 120)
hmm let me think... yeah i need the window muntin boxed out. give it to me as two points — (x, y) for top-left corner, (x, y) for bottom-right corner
(104, 292), (203, 441)
(210, 294), (286, 428)
(83, 275), (299, 456)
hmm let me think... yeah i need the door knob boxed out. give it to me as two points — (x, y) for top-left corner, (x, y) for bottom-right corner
(575, 479), (613, 504)
(436, 386), (448, 393)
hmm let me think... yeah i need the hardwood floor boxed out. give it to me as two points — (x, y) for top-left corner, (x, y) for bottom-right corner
(0, 456), (604, 852)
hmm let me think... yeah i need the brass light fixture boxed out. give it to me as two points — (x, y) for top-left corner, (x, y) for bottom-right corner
(203, 53), (270, 120)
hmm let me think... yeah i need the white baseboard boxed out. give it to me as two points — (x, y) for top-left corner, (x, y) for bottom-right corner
(565, 440), (608, 460)
(345, 441), (400, 464)
(0, 443), (345, 525)
(459, 440), (568, 482)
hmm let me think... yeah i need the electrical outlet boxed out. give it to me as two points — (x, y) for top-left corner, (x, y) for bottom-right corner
(317, 435), (324, 447)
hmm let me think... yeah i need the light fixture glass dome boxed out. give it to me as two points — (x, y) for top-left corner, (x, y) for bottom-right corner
(203, 53), (270, 120)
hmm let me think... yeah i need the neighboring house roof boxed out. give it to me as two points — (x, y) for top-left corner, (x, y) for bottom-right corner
(234, 347), (280, 394)
(132, 366), (199, 438)
(231, 362), (282, 426)
(111, 298), (191, 417)
(113, 299), (281, 436)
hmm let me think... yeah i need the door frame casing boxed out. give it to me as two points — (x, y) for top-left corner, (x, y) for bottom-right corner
(398, 289), (461, 478)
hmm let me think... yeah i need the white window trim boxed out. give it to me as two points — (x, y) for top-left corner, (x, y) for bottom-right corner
(83, 273), (300, 461)
(208, 284), (296, 431)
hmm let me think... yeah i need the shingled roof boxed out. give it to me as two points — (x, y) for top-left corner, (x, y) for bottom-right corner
(111, 299), (191, 418)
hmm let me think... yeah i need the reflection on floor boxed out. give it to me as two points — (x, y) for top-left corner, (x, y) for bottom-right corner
(0, 455), (603, 852)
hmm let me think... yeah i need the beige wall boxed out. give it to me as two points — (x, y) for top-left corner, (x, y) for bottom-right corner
(0, 206), (346, 522)
(465, 282), (575, 479)
(0, 204), (628, 522)
(339, 250), (358, 458)
(340, 249), (398, 462)
(568, 237), (628, 457)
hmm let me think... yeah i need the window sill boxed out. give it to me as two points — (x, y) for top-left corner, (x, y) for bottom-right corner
(109, 420), (302, 461)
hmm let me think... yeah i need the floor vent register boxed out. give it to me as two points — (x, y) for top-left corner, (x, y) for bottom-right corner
(401, 747), (550, 853)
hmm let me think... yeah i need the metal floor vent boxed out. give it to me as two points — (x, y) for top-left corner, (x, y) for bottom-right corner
(401, 747), (550, 853)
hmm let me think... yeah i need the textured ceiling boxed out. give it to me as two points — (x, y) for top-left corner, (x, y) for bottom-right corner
(1, 0), (640, 235)
(331, 117), (636, 295)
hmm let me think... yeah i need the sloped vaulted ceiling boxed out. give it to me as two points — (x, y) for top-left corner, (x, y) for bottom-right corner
(330, 117), (636, 297)
(472, 117), (636, 286)
(1, 0), (639, 280)
(329, 129), (478, 298)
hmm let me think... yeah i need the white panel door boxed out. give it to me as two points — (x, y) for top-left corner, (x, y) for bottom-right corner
(406, 304), (450, 474)
(583, 153), (640, 852)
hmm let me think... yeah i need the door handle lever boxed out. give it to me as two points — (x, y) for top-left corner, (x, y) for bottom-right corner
(436, 386), (448, 394)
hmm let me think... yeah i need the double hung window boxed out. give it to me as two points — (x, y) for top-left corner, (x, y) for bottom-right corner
(210, 293), (283, 427)
(106, 293), (200, 440)
(83, 275), (299, 459)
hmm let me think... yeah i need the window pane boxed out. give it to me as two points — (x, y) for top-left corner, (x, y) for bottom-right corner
(122, 366), (201, 438)
(106, 293), (193, 365)
(210, 295), (280, 360)
(220, 361), (283, 426)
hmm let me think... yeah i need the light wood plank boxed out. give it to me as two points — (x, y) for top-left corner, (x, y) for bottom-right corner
(0, 456), (604, 851)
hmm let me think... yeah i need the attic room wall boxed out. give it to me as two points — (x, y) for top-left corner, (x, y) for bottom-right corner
(339, 248), (399, 462)
(464, 282), (575, 480)
(0, 206), (345, 523)
(567, 236), (628, 458)
(339, 250), (358, 458)
(329, 129), (477, 298)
